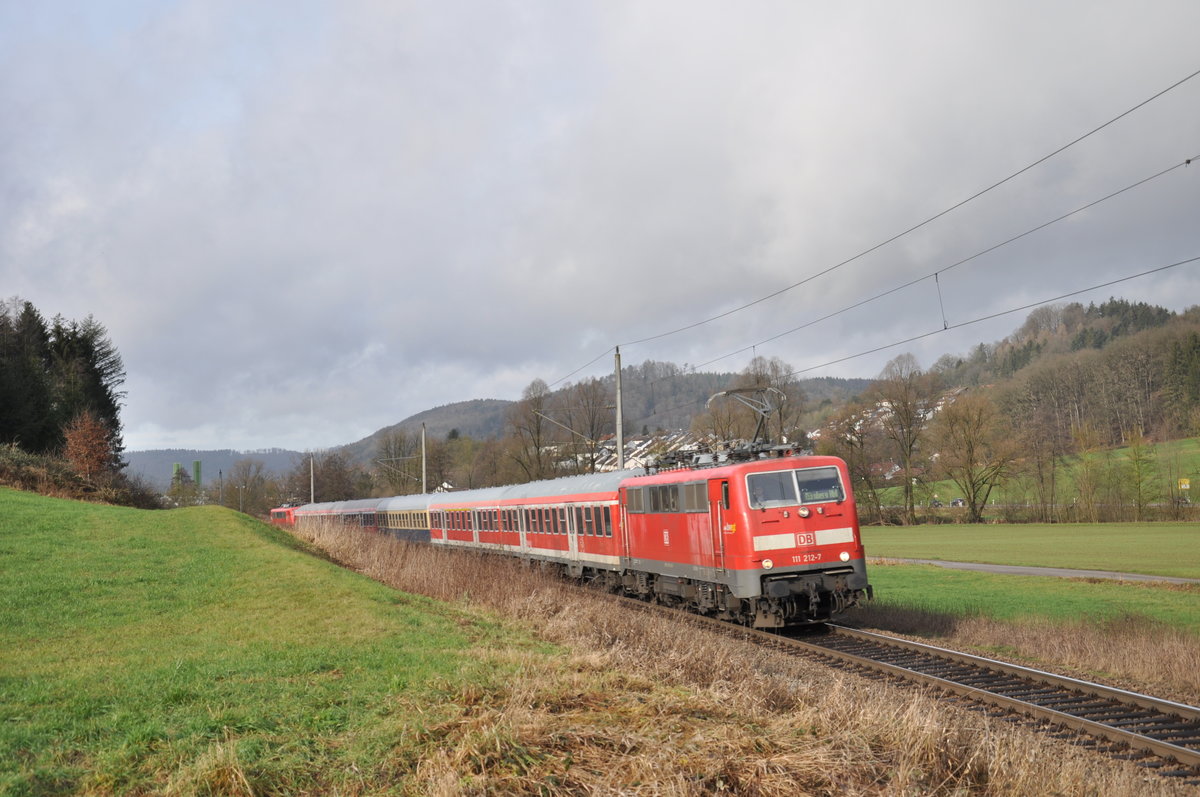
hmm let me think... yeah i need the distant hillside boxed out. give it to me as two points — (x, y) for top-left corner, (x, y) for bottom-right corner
(339, 399), (513, 466)
(933, 298), (1192, 386)
(125, 448), (302, 491)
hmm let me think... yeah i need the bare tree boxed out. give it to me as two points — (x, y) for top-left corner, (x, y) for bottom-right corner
(285, 451), (363, 503)
(817, 400), (888, 524)
(931, 391), (1017, 523)
(871, 354), (940, 525)
(224, 458), (276, 515)
(508, 379), (555, 480)
(375, 428), (422, 494)
(562, 378), (611, 473)
(1123, 429), (1158, 522)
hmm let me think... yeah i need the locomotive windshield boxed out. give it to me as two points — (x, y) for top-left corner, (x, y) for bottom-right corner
(747, 466), (845, 509)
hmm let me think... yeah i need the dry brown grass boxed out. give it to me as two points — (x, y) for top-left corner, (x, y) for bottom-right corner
(929, 613), (1200, 704)
(852, 587), (1200, 704)
(292, 521), (1196, 795)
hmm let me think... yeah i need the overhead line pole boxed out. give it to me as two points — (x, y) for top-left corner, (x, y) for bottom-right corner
(615, 346), (625, 470)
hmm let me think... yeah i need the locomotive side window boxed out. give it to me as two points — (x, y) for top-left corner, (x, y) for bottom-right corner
(648, 485), (678, 512)
(626, 488), (644, 513)
(681, 482), (707, 512)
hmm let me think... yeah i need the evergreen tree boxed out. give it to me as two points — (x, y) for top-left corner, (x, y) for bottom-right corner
(0, 301), (57, 451)
(0, 299), (126, 461)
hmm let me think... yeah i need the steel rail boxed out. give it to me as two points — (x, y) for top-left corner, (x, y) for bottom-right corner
(814, 625), (1200, 773)
(600, 593), (1200, 777)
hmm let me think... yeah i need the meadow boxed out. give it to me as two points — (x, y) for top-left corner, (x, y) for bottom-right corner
(861, 522), (1200, 578)
(3, 487), (1196, 795)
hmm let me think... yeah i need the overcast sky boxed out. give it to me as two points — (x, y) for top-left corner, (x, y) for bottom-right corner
(4, 1), (1199, 453)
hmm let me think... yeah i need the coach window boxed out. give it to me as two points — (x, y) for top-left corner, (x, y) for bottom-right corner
(602, 506), (613, 536)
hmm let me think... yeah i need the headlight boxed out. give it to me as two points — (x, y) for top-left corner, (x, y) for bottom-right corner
(839, 551), (851, 562)
(798, 507), (811, 518)
(762, 558), (774, 570)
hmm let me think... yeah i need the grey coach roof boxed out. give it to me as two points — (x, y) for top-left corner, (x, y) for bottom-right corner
(371, 469), (644, 513)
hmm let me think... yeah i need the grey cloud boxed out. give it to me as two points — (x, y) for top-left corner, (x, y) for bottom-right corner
(2, 0), (1198, 451)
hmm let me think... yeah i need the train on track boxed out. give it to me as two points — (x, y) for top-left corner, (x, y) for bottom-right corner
(271, 448), (872, 628)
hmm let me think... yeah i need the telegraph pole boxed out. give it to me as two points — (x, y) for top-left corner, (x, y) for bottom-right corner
(421, 422), (427, 494)
(615, 346), (625, 470)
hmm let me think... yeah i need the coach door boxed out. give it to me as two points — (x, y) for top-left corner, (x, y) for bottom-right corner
(567, 505), (582, 574)
(707, 479), (728, 576)
(517, 509), (529, 557)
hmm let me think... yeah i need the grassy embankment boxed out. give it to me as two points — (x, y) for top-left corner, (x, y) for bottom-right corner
(4, 486), (1196, 794)
(0, 487), (547, 794)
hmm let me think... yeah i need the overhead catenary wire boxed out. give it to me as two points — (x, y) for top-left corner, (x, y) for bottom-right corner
(613, 65), (1200, 350)
(627, 254), (1200, 428)
(545, 67), (1200, 392)
(655, 152), (1199, 377)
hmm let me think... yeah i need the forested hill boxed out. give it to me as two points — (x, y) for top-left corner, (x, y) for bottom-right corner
(933, 298), (1192, 386)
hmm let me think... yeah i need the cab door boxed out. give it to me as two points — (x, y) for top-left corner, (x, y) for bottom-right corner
(707, 479), (728, 576)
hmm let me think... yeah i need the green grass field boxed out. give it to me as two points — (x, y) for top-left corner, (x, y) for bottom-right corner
(864, 562), (1200, 632)
(858, 522), (1200, 635)
(0, 487), (549, 795)
(861, 522), (1200, 578)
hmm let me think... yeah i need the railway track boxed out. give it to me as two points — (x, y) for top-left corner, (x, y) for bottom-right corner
(607, 595), (1200, 782)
